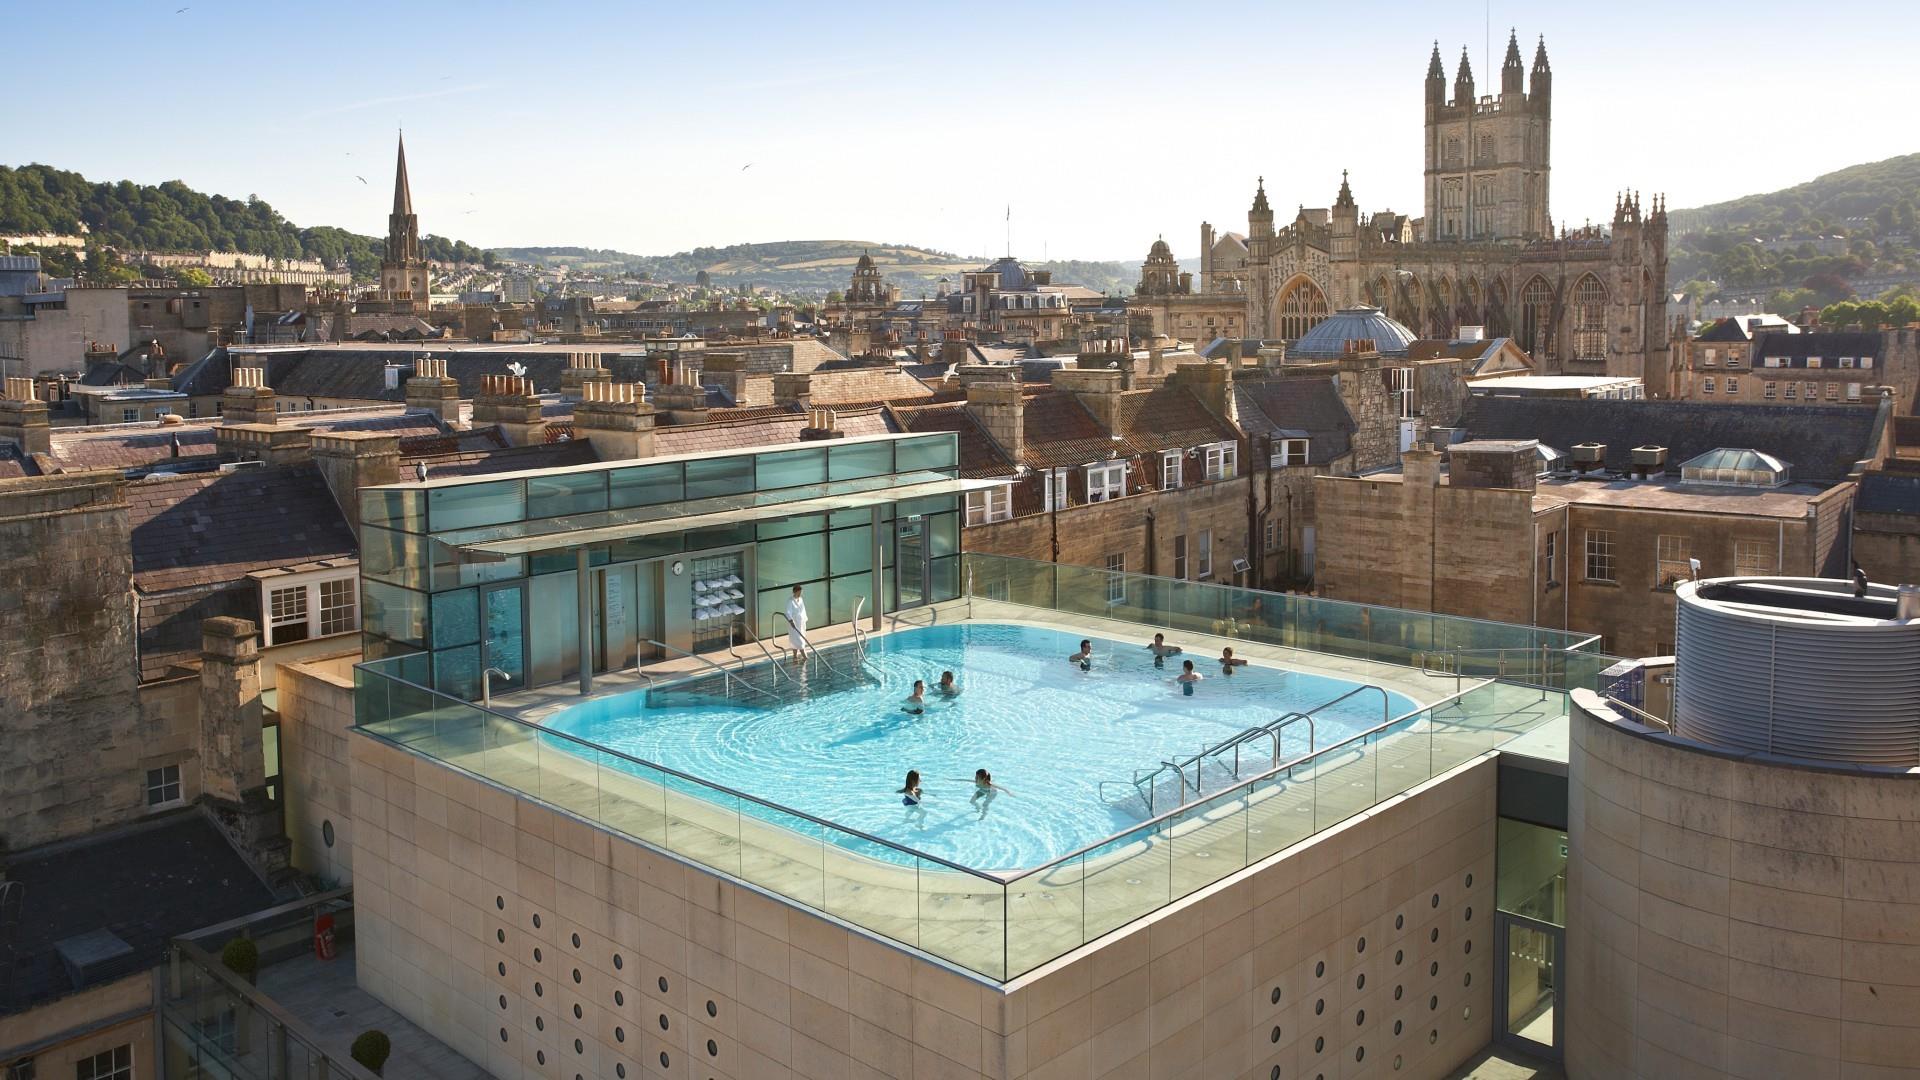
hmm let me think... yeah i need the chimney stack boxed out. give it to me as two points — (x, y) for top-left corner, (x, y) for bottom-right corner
(403, 355), (463, 429)
(0, 377), (51, 456)
(573, 380), (656, 460)
(772, 372), (813, 410)
(799, 407), (843, 441)
(222, 366), (277, 425)
(471, 374), (546, 446)
(311, 432), (403, 536)
(652, 382), (709, 425)
(560, 351), (611, 402)
(965, 380), (1024, 463)
(1051, 368), (1125, 436)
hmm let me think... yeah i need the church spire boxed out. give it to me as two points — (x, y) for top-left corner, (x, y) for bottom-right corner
(392, 131), (413, 218)
(1532, 34), (1550, 74)
(1503, 28), (1522, 69)
(1251, 176), (1271, 216)
(1426, 40), (1444, 80)
(1454, 46), (1474, 103)
(1502, 28), (1524, 94)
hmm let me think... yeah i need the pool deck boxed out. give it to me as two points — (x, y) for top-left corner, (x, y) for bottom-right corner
(379, 599), (1565, 981)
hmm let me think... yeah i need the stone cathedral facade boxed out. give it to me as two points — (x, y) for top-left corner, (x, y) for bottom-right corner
(1172, 32), (1668, 380)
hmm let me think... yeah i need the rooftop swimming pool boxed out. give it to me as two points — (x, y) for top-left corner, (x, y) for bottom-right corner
(545, 622), (1419, 872)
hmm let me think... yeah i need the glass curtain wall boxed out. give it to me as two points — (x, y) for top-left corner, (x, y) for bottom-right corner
(360, 434), (962, 698)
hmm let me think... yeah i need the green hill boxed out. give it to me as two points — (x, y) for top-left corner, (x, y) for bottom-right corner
(0, 163), (489, 280)
(1669, 153), (1920, 301)
(496, 240), (1136, 297)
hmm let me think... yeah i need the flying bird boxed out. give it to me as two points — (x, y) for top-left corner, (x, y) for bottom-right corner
(741, 163), (752, 171)
(174, 5), (189, 12)
(355, 175), (367, 184)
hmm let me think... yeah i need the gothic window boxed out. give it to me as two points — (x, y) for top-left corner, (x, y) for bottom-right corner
(1571, 275), (1607, 361)
(1276, 277), (1331, 340)
(1519, 277), (1554, 356)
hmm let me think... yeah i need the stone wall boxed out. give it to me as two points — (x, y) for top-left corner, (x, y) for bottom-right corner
(966, 478), (1253, 581)
(0, 972), (152, 1074)
(0, 471), (143, 849)
(1567, 694), (1920, 1078)
(278, 654), (361, 885)
(1854, 506), (1920, 587)
(347, 731), (1497, 1080)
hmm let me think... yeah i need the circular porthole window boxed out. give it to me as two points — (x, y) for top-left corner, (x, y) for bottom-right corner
(322, 820), (335, 847)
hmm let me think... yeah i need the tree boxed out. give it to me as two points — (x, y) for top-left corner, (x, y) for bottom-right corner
(1802, 272), (1854, 305)
(1818, 300), (1858, 329)
(1886, 294), (1920, 328)
(1853, 300), (1891, 330)
(172, 266), (213, 287)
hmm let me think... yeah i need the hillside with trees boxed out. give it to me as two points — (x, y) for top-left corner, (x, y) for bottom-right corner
(496, 240), (1136, 297)
(1670, 153), (1920, 310)
(0, 163), (491, 281)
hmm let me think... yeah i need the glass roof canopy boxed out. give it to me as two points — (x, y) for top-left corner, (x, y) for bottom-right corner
(431, 470), (1003, 557)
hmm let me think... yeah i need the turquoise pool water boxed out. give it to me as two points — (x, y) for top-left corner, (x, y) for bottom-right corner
(545, 623), (1417, 871)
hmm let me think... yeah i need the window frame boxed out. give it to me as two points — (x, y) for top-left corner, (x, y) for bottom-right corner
(1104, 552), (1126, 605)
(1725, 377), (1740, 394)
(1734, 539), (1775, 577)
(1701, 377), (1715, 395)
(1656, 534), (1692, 589)
(963, 484), (1012, 527)
(1203, 441), (1237, 481)
(145, 763), (182, 808)
(1763, 381), (1777, 399)
(256, 568), (361, 647)
(1085, 461), (1126, 503)
(1195, 529), (1213, 580)
(75, 1044), (132, 1080)
(1583, 529), (1616, 583)
(1543, 531), (1557, 584)
(1172, 534), (1188, 580)
(1271, 438), (1309, 467)
(1160, 450), (1183, 490)
(1041, 467), (1068, 511)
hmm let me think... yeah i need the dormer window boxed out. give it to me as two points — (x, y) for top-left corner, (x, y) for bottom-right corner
(1271, 438), (1309, 467)
(1086, 461), (1127, 503)
(1203, 441), (1238, 481)
(258, 567), (360, 646)
(1160, 450), (1183, 489)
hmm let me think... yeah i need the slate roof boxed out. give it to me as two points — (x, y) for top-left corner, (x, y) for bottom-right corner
(4, 812), (276, 1013)
(1857, 472), (1920, 516)
(1751, 330), (1880, 362)
(177, 348), (660, 401)
(887, 403), (1017, 478)
(1019, 392), (1117, 468)
(1233, 378), (1357, 464)
(79, 359), (151, 387)
(807, 367), (935, 406)
(1457, 397), (1880, 484)
(126, 462), (356, 593)
(40, 426), (218, 472)
(1115, 386), (1238, 458)
(1696, 313), (1797, 342)
(413, 439), (601, 479)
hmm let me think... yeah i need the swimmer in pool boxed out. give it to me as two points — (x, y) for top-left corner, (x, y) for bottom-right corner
(1146, 633), (1183, 668)
(1067, 639), (1093, 671)
(970, 768), (1010, 818)
(1218, 646), (1248, 675)
(898, 769), (927, 825)
(936, 670), (961, 697)
(902, 680), (927, 714)
(1176, 659), (1202, 696)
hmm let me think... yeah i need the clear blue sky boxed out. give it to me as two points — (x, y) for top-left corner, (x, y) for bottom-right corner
(5, 0), (1916, 261)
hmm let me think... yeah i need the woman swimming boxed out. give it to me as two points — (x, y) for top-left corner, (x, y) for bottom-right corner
(970, 769), (1010, 818)
(1176, 659), (1202, 696)
(936, 671), (961, 697)
(1218, 646), (1248, 675)
(898, 769), (926, 824)
(902, 680), (927, 714)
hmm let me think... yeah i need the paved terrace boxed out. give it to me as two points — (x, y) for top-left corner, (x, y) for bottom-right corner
(367, 600), (1567, 982)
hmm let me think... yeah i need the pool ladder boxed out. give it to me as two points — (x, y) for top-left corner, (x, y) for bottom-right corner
(1098, 683), (1392, 814)
(645, 639), (782, 705)
(774, 611), (868, 687)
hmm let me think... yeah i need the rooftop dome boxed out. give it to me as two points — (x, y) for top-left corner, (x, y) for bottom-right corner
(1286, 305), (1417, 359)
(855, 252), (876, 270)
(982, 256), (1029, 290)
(1148, 238), (1173, 258)
(1680, 448), (1789, 487)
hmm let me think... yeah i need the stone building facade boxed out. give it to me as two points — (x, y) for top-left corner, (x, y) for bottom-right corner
(1313, 441), (1857, 657)
(1131, 237), (1250, 344)
(1664, 327), (1919, 412)
(1189, 33), (1669, 381)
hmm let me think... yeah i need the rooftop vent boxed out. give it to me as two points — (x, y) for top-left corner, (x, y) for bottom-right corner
(1672, 577), (1920, 766)
(1570, 442), (1606, 473)
(1629, 445), (1667, 480)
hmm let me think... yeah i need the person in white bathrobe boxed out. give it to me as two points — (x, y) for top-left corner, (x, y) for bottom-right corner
(784, 584), (809, 660)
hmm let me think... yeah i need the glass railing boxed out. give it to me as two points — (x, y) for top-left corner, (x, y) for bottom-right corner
(161, 929), (378, 1080)
(961, 552), (1617, 691)
(355, 642), (1569, 981)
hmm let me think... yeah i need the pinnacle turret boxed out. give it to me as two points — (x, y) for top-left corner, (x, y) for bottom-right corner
(1502, 28), (1524, 94)
(1532, 35), (1550, 73)
(1251, 176), (1271, 216)
(1334, 170), (1355, 210)
(1454, 46), (1475, 104)
(1426, 41), (1444, 80)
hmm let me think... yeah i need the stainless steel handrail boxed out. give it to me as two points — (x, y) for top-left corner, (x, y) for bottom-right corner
(355, 659), (999, 882)
(739, 630), (793, 685)
(644, 639), (779, 703)
(1123, 684), (1384, 813)
(850, 596), (869, 661)
(774, 611), (856, 682)
(1010, 681), (1485, 883)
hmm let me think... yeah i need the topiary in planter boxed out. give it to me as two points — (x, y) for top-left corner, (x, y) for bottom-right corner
(220, 937), (259, 983)
(351, 1029), (392, 1075)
